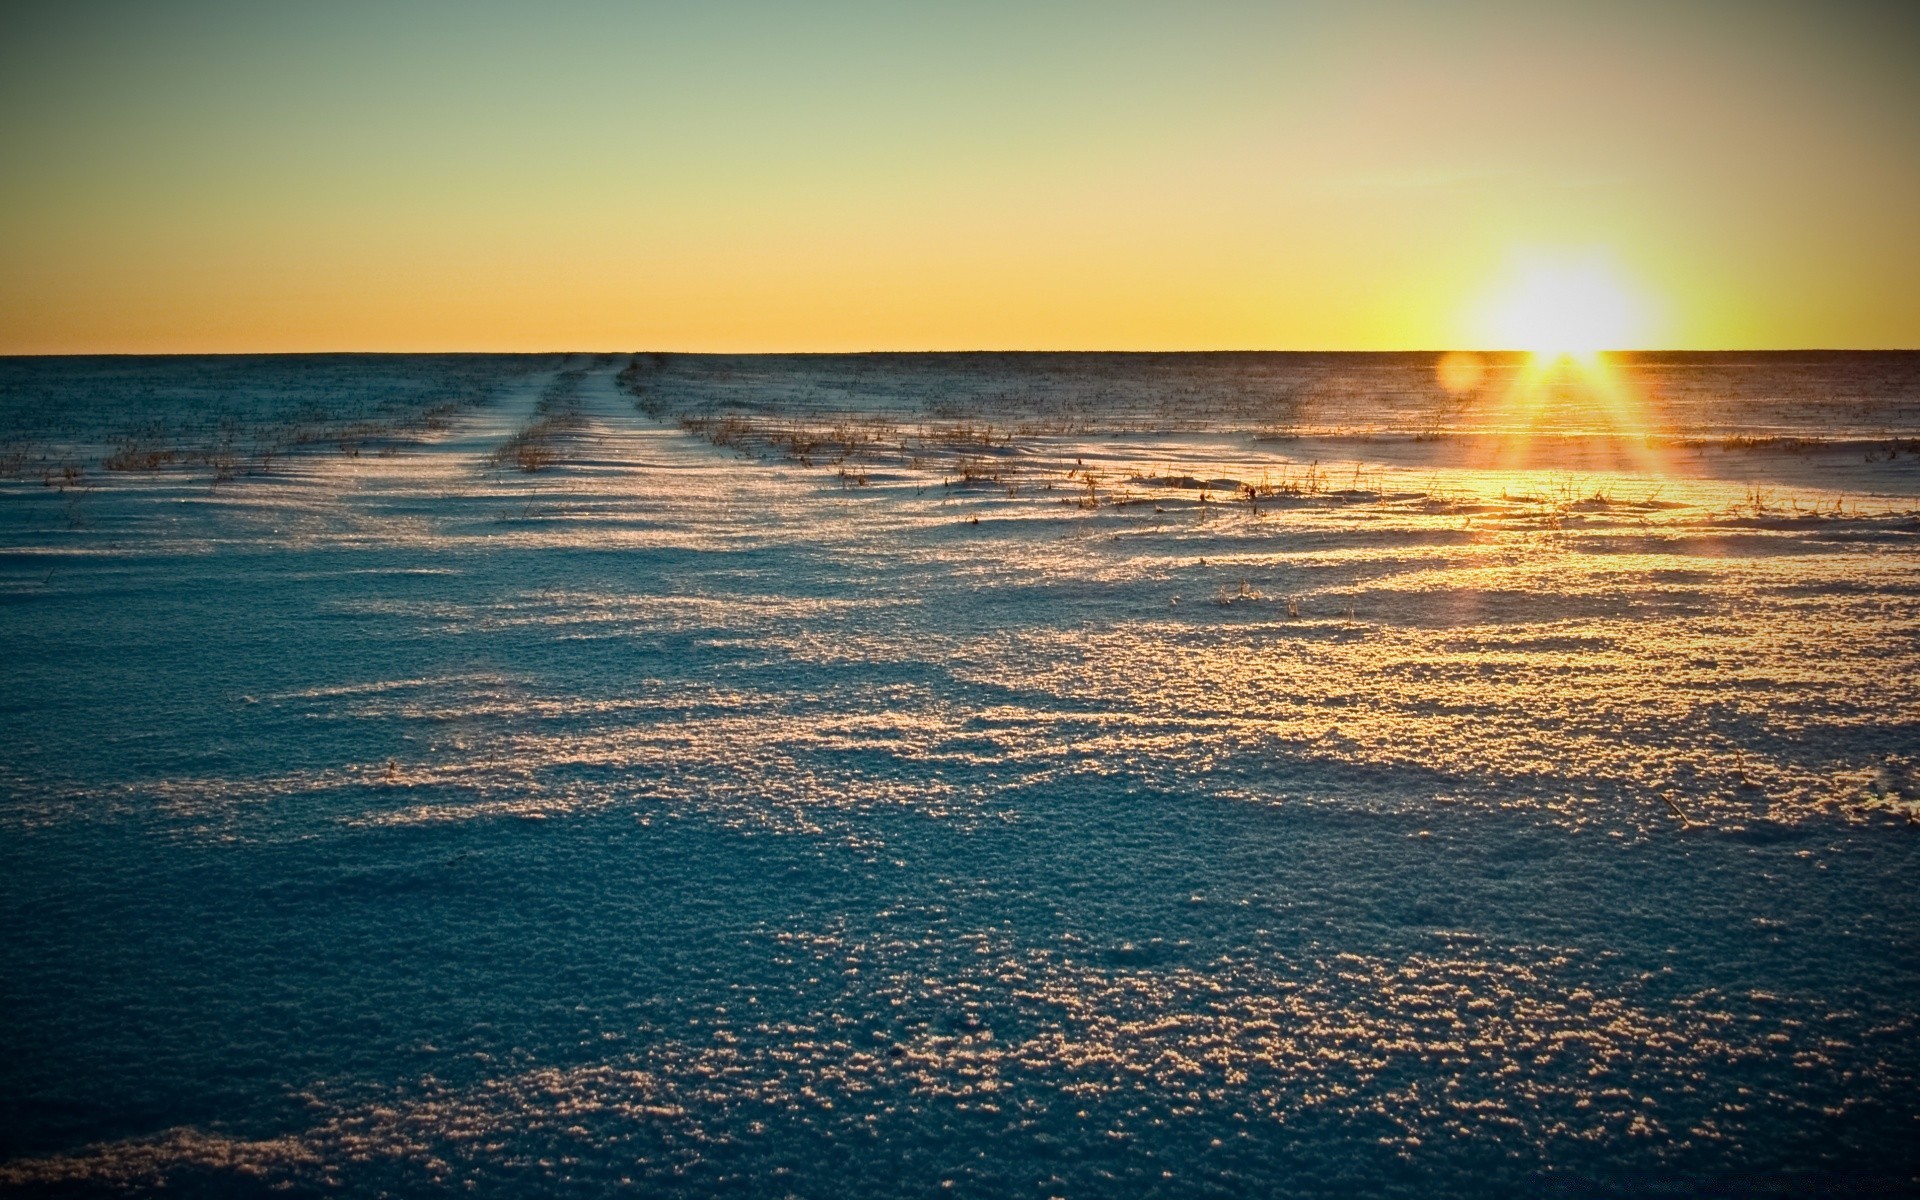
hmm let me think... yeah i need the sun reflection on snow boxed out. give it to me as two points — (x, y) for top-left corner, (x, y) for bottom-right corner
(1455, 351), (1674, 478)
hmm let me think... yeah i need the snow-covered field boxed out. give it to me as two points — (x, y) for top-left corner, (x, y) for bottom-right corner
(2, 351), (1917, 1196)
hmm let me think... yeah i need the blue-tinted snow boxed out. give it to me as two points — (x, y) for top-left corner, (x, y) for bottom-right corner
(1, 352), (1917, 1197)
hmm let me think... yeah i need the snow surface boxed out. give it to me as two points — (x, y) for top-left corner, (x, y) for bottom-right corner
(1, 352), (1918, 1196)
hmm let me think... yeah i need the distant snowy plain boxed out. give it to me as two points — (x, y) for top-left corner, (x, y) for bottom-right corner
(2, 352), (1917, 1196)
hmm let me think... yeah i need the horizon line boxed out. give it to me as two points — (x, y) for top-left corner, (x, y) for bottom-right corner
(6, 346), (1919, 359)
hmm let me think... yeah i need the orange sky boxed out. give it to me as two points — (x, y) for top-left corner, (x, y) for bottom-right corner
(2, 2), (1916, 352)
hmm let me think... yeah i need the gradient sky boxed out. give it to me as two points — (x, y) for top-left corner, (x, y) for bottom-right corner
(2, 0), (1916, 352)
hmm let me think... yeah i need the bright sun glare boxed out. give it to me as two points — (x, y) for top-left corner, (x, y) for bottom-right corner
(1481, 257), (1652, 359)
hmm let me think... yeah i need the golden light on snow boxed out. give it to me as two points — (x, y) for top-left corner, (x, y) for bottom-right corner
(1477, 255), (1656, 361)
(1469, 336), (1666, 474)
(1435, 351), (1487, 395)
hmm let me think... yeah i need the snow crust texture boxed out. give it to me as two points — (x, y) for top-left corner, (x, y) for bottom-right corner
(2, 352), (1918, 1197)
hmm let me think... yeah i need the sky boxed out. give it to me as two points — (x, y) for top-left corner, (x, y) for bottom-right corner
(1, 0), (1916, 353)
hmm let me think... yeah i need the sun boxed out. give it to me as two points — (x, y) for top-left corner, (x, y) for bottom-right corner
(1478, 255), (1653, 361)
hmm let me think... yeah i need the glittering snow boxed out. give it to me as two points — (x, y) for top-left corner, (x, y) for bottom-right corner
(2, 352), (1917, 1197)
